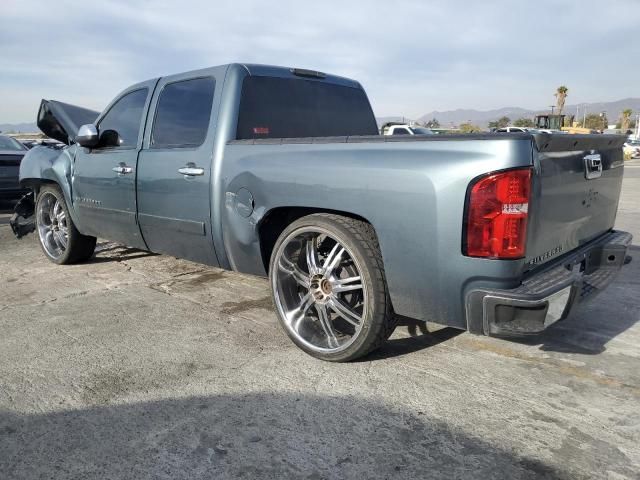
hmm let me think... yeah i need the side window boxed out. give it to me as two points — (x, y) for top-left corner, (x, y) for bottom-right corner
(151, 77), (216, 148)
(98, 88), (148, 148)
(393, 128), (410, 135)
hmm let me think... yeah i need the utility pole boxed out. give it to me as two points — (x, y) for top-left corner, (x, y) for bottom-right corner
(549, 105), (555, 115)
(583, 105), (587, 127)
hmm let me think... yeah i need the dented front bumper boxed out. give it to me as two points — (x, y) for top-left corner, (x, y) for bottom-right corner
(9, 191), (36, 239)
(466, 230), (633, 335)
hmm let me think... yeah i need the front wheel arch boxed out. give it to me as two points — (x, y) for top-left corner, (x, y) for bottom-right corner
(21, 178), (83, 233)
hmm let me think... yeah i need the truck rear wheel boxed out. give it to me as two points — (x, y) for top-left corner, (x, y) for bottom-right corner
(36, 185), (96, 265)
(269, 213), (395, 362)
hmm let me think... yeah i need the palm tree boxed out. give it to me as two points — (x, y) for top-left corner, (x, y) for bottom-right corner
(621, 108), (633, 132)
(554, 86), (569, 120)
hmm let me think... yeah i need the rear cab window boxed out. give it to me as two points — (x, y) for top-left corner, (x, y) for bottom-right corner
(236, 76), (378, 139)
(151, 77), (216, 148)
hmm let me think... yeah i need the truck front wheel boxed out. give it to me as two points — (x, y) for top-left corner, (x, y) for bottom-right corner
(269, 213), (395, 362)
(36, 185), (96, 265)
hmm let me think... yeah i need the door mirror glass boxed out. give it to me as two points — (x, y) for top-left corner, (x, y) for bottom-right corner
(99, 129), (122, 148)
(75, 124), (99, 147)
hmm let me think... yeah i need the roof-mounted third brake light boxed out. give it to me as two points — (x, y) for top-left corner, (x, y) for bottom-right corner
(290, 68), (326, 79)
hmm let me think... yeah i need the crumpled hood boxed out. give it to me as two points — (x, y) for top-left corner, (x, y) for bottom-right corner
(37, 99), (99, 145)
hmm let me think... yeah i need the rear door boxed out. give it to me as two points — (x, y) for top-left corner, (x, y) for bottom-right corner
(72, 81), (156, 248)
(136, 69), (222, 265)
(526, 134), (627, 269)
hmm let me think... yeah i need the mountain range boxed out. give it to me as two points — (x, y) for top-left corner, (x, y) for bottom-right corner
(0, 122), (38, 134)
(378, 98), (640, 128)
(3, 98), (639, 134)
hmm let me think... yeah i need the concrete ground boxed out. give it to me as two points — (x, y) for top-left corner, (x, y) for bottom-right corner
(1, 165), (639, 479)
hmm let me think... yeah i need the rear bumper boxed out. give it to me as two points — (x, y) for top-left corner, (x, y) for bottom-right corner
(465, 230), (633, 335)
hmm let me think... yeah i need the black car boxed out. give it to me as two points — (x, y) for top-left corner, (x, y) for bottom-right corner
(0, 134), (29, 200)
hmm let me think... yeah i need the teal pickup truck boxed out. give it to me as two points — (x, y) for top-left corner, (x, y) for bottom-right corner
(11, 63), (632, 361)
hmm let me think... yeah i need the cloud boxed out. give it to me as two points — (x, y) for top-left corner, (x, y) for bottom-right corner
(1, 0), (638, 121)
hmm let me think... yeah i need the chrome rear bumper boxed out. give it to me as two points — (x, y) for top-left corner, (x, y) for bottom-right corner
(466, 230), (633, 335)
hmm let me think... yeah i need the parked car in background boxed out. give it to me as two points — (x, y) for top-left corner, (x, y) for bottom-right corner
(495, 127), (529, 133)
(623, 138), (640, 158)
(11, 63), (632, 362)
(380, 122), (436, 135)
(0, 134), (29, 200)
(20, 139), (66, 150)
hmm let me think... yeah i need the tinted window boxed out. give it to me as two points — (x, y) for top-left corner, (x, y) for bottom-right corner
(410, 127), (434, 135)
(152, 77), (216, 148)
(98, 88), (148, 148)
(0, 135), (26, 151)
(236, 76), (378, 139)
(393, 128), (410, 135)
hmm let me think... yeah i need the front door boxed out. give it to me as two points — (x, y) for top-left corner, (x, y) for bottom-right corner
(72, 81), (156, 248)
(136, 70), (221, 265)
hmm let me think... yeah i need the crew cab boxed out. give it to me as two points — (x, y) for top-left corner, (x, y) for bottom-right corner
(11, 63), (632, 362)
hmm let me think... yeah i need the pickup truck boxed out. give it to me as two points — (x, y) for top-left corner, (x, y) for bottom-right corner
(11, 63), (632, 362)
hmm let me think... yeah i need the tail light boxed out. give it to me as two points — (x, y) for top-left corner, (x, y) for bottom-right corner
(464, 168), (531, 259)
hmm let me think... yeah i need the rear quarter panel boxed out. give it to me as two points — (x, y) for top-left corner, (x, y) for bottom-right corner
(219, 137), (534, 328)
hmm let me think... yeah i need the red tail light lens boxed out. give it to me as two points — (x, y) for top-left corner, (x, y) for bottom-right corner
(464, 168), (531, 259)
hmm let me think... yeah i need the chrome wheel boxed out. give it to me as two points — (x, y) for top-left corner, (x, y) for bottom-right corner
(37, 192), (68, 260)
(272, 227), (367, 353)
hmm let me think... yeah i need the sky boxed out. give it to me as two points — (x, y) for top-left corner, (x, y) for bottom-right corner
(1, 0), (639, 123)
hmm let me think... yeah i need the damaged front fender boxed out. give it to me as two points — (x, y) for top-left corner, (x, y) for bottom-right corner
(9, 191), (36, 239)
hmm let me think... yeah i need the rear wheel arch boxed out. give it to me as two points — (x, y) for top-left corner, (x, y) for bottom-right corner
(257, 207), (381, 273)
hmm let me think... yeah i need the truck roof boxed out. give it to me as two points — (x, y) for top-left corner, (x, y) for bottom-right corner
(152, 63), (363, 90)
(240, 64), (362, 89)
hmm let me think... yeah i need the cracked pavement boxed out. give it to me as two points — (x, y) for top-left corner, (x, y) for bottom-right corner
(0, 166), (639, 479)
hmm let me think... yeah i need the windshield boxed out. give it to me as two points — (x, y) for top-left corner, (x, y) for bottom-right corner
(0, 135), (26, 151)
(410, 127), (435, 135)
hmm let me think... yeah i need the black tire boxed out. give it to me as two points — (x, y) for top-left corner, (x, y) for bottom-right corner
(269, 213), (396, 362)
(35, 185), (96, 265)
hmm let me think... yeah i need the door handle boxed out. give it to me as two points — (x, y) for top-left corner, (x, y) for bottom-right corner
(178, 163), (205, 176)
(112, 163), (133, 175)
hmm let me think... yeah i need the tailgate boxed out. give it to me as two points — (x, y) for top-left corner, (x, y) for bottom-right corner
(526, 134), (627, 270)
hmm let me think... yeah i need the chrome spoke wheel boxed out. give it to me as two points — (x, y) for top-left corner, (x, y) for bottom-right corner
(37, 192), (68, 260)
(273, 228), (367, 353)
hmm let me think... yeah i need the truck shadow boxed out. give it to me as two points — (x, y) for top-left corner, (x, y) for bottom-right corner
(0, 393), (573, 479)
(507, 245), (640, 355)
(89, 242), (159, 263)
(364, 319), (462, 361)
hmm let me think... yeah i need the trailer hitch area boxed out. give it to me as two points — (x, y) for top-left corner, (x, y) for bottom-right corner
(10, 191), (36, 239)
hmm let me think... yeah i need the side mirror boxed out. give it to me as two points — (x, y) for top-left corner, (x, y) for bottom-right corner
(75, 124), (99, 147)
